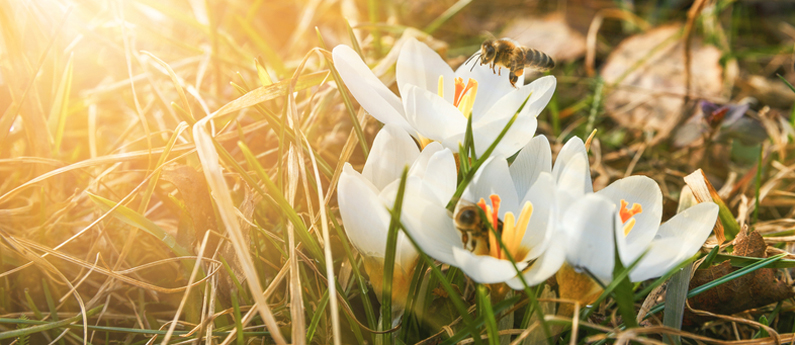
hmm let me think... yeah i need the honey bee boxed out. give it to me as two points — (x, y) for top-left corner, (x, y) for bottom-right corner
(453, 201), (503, 252)
(466, 38), (555, 87)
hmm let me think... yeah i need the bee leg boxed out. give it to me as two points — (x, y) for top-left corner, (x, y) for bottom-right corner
(509, 74), (518, 88)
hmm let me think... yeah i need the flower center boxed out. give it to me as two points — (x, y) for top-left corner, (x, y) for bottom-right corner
(472, 194), (533, 262)
(619, 199), (643, 235)
(439, 75), (478, 118)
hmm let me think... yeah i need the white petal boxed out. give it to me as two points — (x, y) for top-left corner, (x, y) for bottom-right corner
(518, 172), (557, 260)
(401, 192), (463, 266)
(561, 194), (616, 285)
(656, 202), (719, 263)
(332, 45), (413, 133)
(338, 164), (391, 258)
(452, 247), (523, 284)
(555, 152), (589, 202)
(413, 145), (457, 205)
(510, 135), (552, 199)
(514, 76), (556, 119)
(552, 136), (593, 195)
(628, 202), (718, 282)
(506, 239), (567, 289)
(396, 37), (456, 103)
(596, 176), (663, 265)
(461, 157), (520, 215)
(362, 124), (420, 191)
(627, 237), (682, 282)
(471, 109), (538, 158)
(455, 57), (519, 117)
(408, 142), (443, 176)
(474, 75), (556, 123)
(404, 85), (467, 143)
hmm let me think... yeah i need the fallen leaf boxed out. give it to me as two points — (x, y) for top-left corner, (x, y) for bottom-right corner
(500, 13), (587, 63)
(683, 229), (795, 327)
(601, 24), (724, 138)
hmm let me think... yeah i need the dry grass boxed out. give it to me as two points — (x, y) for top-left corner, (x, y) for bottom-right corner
(1, 0), (795, 344)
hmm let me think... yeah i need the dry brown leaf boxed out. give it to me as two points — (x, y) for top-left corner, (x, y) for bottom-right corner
(500, 13), (587, 63)
(683, 169), (726, 243)
(601, 24), (724, 138)
(683, 228), (795, 327)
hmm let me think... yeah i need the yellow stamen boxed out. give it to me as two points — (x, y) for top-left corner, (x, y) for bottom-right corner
(457, 79), (478, 118)
(623, 217), (636, 236)
(499, 212), (516, 259)
(619, 199), (643, 223)
(510, 201), (533, 260)
(438, 75), (444, 99)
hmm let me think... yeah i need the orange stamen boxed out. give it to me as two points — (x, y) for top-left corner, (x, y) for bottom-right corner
(453, 77), (478, 107)
(619, 199), (643, 223)
(489, 195), (501, 231)
(453, 77), (466, 107)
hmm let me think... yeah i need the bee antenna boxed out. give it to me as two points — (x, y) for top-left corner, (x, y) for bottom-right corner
(464, 52), (480, 66)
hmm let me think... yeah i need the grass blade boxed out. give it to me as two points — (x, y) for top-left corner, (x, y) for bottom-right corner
(193, 121), (287, 345)
(381, 166), (409, 345)
(48, 52), (73, 153)
(423, 0), (474, 34)
(477, 285), (499, 345)
(87, 192), (192, 258)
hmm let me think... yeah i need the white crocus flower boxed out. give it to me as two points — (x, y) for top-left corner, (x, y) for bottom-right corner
(332, 37), (556, 158)
(512, 135), (719, 283)
(404, 153), (566, 288)
(337, 124), (456, 308)
(589, 176), (719, 282)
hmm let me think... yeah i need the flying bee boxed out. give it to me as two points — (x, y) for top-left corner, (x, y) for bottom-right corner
(465, 38), (555, 87)
(453, 201), (503, 252)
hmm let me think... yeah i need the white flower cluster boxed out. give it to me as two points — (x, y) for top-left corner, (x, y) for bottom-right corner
(333, 38), (719, 301)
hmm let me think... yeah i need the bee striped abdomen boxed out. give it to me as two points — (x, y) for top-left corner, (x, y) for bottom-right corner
(523, 47), (555, 71)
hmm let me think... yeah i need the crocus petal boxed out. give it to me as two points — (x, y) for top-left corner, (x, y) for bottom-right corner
(628, 203), (717, 282)
(378, 176), (448, 269)
(627, 237), (683, 282)
(408, 144), (457, 204)
(510, 135), (552, 199)
(338, 164), (393, 258)
(471, 109), (538, 158)
(512, 76), (556, 119)
(655, 202), (719, 263)
(362, 124), (420, 191)
(332, 45), (413, 134)
(455, 57), (520, 117)
(596, 176), (663, 266)
(396, 37), (456, 104)
(400, 190), (463, 266)
(552, 155), (590, 203)
(473, 75), (556, 123)
(561, 194), (616, 284)
(552, 136), (593, 195)
(461, 157), (520, 215)
(506, 239), (567, 288)
(452, 247), (524, 284)
(404, 85), (467, 143)
(518, 172), (557, 260)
